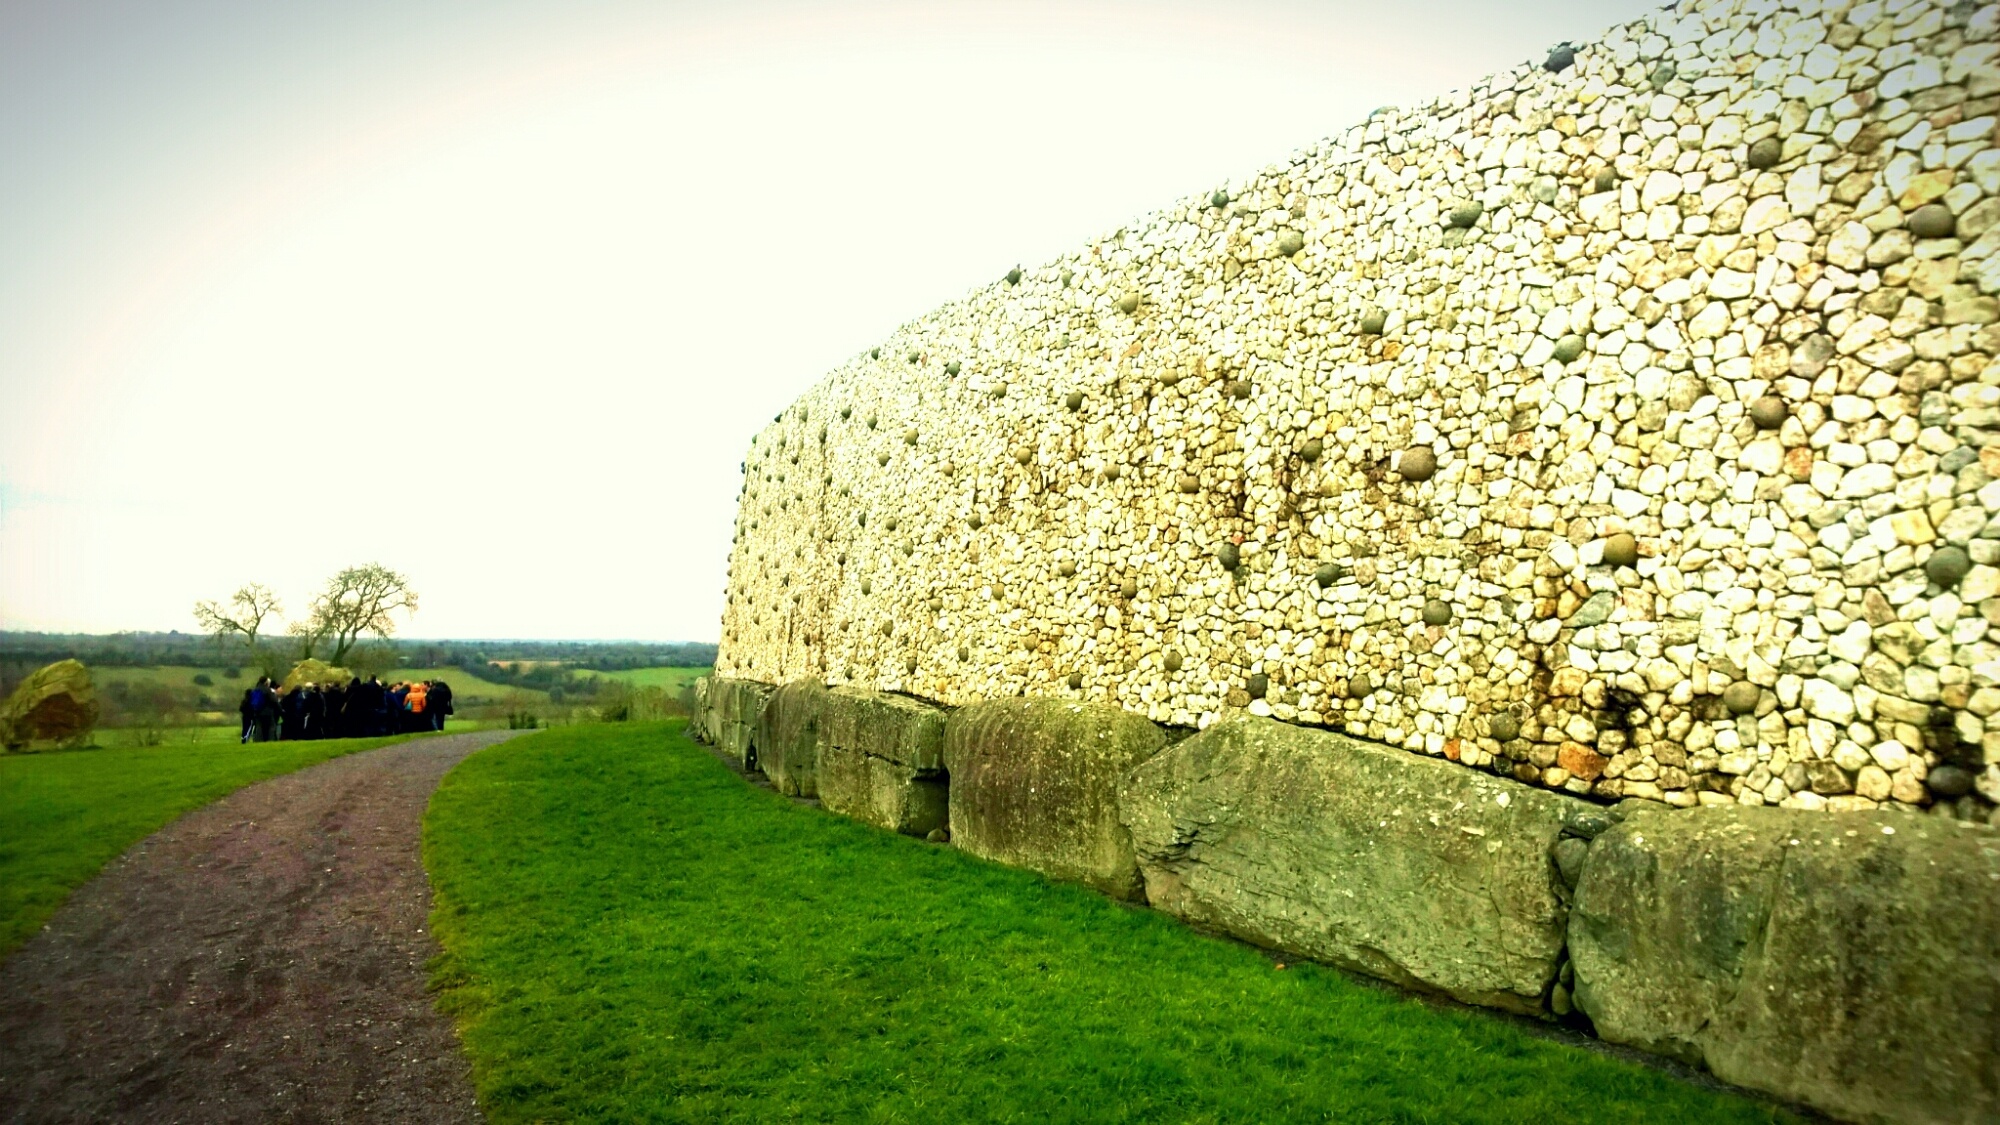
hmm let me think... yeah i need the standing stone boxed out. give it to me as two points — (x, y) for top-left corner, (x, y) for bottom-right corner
(0, 659), (97, 751)
(1119, 716), (1595, 1014)
(943, 698), (1166, 900)
(756, 679), (829, 797)
(815, 687), (949, 837)
(1570, 807), (2000, 1125)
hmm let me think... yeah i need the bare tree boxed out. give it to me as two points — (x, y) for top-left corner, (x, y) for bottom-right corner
(193, 583), (284, 671)
(297, 564), (420, 665)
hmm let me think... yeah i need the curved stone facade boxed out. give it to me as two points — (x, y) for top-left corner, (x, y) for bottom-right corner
(718, 0), (2000, 819)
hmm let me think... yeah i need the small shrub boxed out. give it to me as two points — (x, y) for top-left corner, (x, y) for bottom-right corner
(192, 673), (214, 687)
(222, 667), (241, 680)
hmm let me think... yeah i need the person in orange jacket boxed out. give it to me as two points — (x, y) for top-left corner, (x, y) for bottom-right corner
(404, 680), (429, 733)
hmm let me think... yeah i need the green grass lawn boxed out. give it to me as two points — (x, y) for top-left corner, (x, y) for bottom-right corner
(424, 723), (1795, 1125)
(569, 666), (709, 691)
(0, 732), (414, 956)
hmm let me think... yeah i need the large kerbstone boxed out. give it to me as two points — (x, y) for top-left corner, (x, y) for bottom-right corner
(1571, 807), (2000, 1125)
(706, 677), (773, 769)
(757, 679), (829, 797)
(689, 677), (714, 743)
(943, 698), (1165, 900)
(1119, 716), (1593, 1013)
(816, 688), (947, 836)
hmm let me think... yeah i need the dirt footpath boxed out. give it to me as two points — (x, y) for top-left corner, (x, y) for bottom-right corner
(0, 730), (517, 1124)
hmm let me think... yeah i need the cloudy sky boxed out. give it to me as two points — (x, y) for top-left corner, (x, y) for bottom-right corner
(0, 0), (1653, 642)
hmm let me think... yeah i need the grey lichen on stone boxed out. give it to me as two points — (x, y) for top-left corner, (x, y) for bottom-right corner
(1119, 576), (1139, 598)
(1648, 61), (1676, 89)
(1247, 673), (1268, 699)
(1300, 437), (1324, 462)
(1594, 168), (1618, 193)
(1065, 390), (1084, 411)
(1178, 473), (1200, 494)
(1227, 379), (1253, 400)
(1163, 650), (1183, 673)
(1552, 334), (1586, 363)
(1314, 562), (1344, 588)
(1066, 672), (1083, 690)
(1722, 681), (1761, 716)
(1749, 395), (1788, 429)
(1058, 560), (1077, 578)
(1489, 712), (1520, 741)
(1396, 447), (1437, 482)
(1746, 137), (1782, 170)
(1447, 200), (1483, 228)
(1347, 673), (1373, 699)
(968, 513), (983, 529)
(1422, 599), (1452, 626)
(1603, 532), (1639, 568)
(1927, 545), (1972, 587)
(1360, 310), (1387, 335)
(1570, 591), (1616, 628)
(1275, 230), (1305, 257)
(1216, 541), (1240, 571)
(1544, 43), (1575, 72)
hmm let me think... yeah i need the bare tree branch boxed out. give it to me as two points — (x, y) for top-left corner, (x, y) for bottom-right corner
(303, 564), (420, 665)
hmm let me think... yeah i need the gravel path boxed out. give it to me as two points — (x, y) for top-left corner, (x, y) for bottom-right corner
(0, 730), (518, 1124)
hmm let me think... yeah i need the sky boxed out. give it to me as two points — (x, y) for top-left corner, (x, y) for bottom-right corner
(0, 0), (1656, 642)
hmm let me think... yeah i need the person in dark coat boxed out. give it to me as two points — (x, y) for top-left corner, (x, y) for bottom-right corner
(238, 686), (256, 744)
(428, 680), (453, 731)
(252, 678), (281, 743)
(280, 685), (306, 740)
(302, 685), (325, 740)
(322, 680), (348, 739)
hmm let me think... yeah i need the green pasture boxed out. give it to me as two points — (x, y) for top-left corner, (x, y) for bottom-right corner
(0, 732), (414, 956)
(424, 723), (1795, 1125)
(569, 666), (709, 691)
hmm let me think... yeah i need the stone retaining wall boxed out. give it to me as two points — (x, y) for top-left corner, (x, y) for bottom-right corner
(689, 674), (1998, 1123)
(717, 0), (2000, 818)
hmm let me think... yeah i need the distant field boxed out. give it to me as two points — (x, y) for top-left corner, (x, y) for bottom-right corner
(571, 666), (709, 691)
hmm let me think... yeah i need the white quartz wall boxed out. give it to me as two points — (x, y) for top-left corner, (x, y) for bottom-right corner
(717, 0), (2000, 819)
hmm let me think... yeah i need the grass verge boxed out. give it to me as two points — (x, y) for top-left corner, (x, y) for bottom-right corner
(0, 732), (413, 956)
(425, 723), (1796, 1124)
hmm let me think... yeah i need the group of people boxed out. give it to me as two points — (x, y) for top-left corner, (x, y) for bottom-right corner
(237, 676), (454, 743)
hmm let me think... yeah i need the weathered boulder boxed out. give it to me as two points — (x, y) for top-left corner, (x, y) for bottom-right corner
(704, 677), (773, 769)
(757, 679), (829, 797)
(689, 676), (713, 743)
(943, 698), (1165, 899)
(1119, 716), (1593, 1013)
(816, 688), (947, 836)
(282, 659), (353, 690)
(1570, 807), (2000, 1125)
(0, 660), (99, 751)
